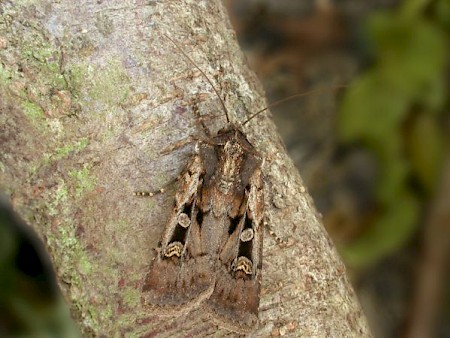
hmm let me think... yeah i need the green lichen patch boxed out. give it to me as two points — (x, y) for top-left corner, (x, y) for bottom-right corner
(1, 9), (73, 123)
(0, 63), (12, 85)
(122, 288), (140, 308)
(55, 138), (89, 159)
(66, 63), (92, 100)
(91, 59), (131, 106)
(21, 100), (46, 129)
(77, 254), (92, 276)
(44, 180), (99, 332)
(67, 59), (131, 108)
(21, 100), (45, 123)
(19, 36), (67, 92)
(47, 180), (69, 217)
(68, 164), (96, 198)
(50, 223), (98, 330)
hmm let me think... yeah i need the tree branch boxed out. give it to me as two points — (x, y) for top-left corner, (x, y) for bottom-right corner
(0, 0), (371, 336)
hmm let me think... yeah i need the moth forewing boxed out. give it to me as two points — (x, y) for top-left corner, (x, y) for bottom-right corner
(206, 164), (264, 333)
(141, 152), (214, 315)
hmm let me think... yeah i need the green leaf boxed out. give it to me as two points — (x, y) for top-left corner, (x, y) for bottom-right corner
(341, 190), (420, 267)
(368, 13), (447, 110)
(338, 70), (409, 143)
(405, 112), (445, 194)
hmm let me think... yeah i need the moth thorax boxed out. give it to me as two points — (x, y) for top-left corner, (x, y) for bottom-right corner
(224, 140), (243, 159)
(218, 180), (233, 193)
(234, 256), (253, 275)
(177, 213), (190, 228)
(218, 141), (243, 194)
(164, 242), (183, 257)
(240, 228), (254, 242)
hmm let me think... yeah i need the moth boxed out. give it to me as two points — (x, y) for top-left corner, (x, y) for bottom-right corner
(136, 34), (266, 333)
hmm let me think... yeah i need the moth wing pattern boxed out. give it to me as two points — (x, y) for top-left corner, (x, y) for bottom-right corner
(142, 153), (215, 315)
(205, 131), (265, 333)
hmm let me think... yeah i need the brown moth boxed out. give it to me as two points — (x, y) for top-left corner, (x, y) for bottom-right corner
(135, 34), (266, 333)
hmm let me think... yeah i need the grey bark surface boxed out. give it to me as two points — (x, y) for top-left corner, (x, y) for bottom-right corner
(0, 0), (371, 337)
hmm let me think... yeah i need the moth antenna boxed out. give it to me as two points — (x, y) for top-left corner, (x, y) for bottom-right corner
(163, 33), (230, 123)
(242, 85), (348, 126)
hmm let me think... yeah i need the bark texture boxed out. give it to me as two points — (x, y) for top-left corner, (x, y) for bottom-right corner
(0, 0), (371, 336)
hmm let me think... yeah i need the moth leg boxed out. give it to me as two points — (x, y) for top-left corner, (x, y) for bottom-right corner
(159, 135), (198, 155)
(133, 187), (167, 197)
(133, 172), (179, 197)
(191, 95), (212, 139)
(134, 141), (205, 197)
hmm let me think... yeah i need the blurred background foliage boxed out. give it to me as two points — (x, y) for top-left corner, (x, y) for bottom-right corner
(226, 0), (449, 337)
(338, 0), (448, 267)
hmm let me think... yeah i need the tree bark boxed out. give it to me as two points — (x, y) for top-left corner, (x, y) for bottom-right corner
(0, 0), (372, 336)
